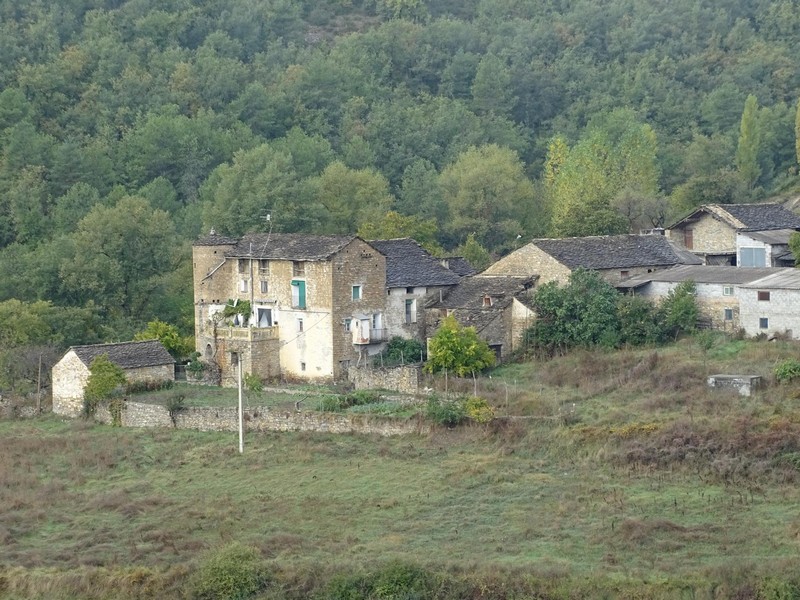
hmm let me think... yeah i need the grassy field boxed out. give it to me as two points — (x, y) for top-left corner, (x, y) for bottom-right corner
(2, 336), (800, 598)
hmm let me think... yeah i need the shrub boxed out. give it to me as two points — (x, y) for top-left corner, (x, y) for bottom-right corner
(125, 379), (173, 394)
(244, 372), (263, 393)
(186, 542), (269, 600)
(83, 355), (127, 418)
(375, 337), (426, 366)
(345, 390), (381, 406)
(774, 358), (800, 384)
(425, 395), (466, 427)
(464, 396), (494, 423)
(166, 394), (185, 427)
(187, 352), (205, 378)
(320, 395), (345, 412)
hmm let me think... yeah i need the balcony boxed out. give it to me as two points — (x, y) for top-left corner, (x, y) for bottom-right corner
(218, 326), (279, 342)
(353, 328), (388, 345)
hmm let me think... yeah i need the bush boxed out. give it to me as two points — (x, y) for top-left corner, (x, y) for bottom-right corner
(425, 395), (466, 427)
(320, 395), (346, 412)
(464, 396), (494, 423)
(125, 379), (173, 394)
(774, 358), (800, 384)
(166, 394), (185, 427)
(186, 543), (269, 600)
(244, 372), (263, 393)
(375, 337), (426, 366)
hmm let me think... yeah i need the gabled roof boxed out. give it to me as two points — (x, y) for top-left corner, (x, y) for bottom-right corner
(368, 238), (461, 287)
(670, 204), (800, 232)
(740, 229), (795, 245)
(70, 340), (174, 370)
(616, 265), (785, 290)
(428, 275), (536, 310)
(739, 269), (800, 290)
(530, 234), (701, 270)
(442, 256), (477, 277)
(226, 233), (358, 260)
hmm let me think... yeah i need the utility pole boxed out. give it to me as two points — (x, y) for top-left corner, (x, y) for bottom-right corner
(238, 353), (244, 454)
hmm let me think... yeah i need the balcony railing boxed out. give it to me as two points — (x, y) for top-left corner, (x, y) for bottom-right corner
(218, 325), (279, 341)
(353, 328), (388, 345)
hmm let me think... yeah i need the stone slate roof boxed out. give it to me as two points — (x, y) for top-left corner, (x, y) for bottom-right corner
(532, 234), (701, 270)
(226, 233), (357, 260)
(193, 230), (239, 246)
(368, 238), (461, 287)
(71, 340), (174, 370)
(617, 265), (785, 290)
(670, 204), (800, 232)
(443, 256), (477, 277)
(428, 275), (536, 310)
(741, 228), (795, 245)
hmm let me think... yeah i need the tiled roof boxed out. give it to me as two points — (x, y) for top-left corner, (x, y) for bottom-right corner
(71, 340), (174, 370)
(443, 256), (477, 277)
(428, 275), (536, 310)
(226, 233), (357, 260)
(616, 265), (786, 289)
(369, 238), (461, 287)
(532, 234), (701, 270)
(718, 204), (800, 231)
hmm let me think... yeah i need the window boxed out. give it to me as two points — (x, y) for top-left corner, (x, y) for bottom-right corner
(483, 295), (493, 307)
(352, 285), (362, 300)
(722, 286), (734, 296)
(406, 286), (414, 294)
(724, 308), (733, 321)
(684, 228), (693, 250)
(741, 247), (766, 268)
(260, 280), (268, 294)
(405, 299), (417, 324)
(238, 259), (248, 274)
(297, 318), (304, 332)
(292, 261), (305, 276)
(344, 318), (352, 332)
(758, 291), (770, 301)
(759, 317), (769, 329)
(300, 362), (306, 371)
(257, 308), (272, 327)
(230, 352), (239, 367)
(620, 270), (629, 278)
(239, 279), (249, 293)
(258, 259), (269, 274)
(291, 280), (306, 309)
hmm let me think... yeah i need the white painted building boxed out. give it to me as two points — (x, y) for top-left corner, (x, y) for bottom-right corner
(738, 270), (800, 339)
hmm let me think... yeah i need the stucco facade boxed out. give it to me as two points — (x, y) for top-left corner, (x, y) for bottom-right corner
(738, 271), (800, 339)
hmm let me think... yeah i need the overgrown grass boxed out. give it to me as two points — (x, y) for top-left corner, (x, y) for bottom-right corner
(3, 338), (800, 598)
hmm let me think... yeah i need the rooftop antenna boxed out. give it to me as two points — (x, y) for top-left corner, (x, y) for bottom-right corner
(258, 212), (274, 256)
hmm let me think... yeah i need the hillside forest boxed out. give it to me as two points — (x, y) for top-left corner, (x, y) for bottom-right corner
(3, 0), (800, 391)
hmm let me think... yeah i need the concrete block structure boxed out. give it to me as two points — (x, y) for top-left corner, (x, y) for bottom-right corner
(52, 340), (174, 417)
(738, 269), (800, 339)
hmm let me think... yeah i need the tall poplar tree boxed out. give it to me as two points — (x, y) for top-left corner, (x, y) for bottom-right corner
(735, 94), (761, 189)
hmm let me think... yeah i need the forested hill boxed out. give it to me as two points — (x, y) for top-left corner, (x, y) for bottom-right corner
(1, 0), (800, 349)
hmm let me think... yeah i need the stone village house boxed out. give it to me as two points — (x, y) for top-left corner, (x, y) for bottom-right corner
(667, 203), (800, 266)
(52, 340), (174, 417)
(193, 232), (389, 386)
(481, 233), (700, 286)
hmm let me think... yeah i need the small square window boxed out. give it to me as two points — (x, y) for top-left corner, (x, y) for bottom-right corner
(352, 285), (362, 300)
(260, 280), (268, 294)
(406, 286), (414, 294)
(300, 362), (306, 371)
(239, 279), (249, 293)
(344, 318), (352, 332)
(723, 286), (734, 296)
(758, 291), (770, 301)
(724, 308), (733, 321)
(238, 259), (248, 274)
(620, 270), (629, 278)
(258, 259), (269, 274)
(759, 317), (769, 329)
(293, 261), (305, 276)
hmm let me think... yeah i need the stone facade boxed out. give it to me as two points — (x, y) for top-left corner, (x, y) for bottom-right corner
(483, 244), (571, 285)
(348, 365), (422, 394)
(635, 281), (742, 332)
(738, 286), (800, 339)
(707, 375), (762, 397)
(52, 350), (174, 417)
(194, 236), (387, 384)
(668, 211), (736, 257)
(93, 400), (429, 436)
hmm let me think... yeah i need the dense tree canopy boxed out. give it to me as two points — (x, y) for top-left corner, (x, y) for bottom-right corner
(1, 0), (800, 353)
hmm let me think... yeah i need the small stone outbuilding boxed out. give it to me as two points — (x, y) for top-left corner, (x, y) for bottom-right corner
(52, 340), (174, 417)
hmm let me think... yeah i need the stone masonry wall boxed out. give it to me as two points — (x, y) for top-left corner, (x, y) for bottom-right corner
(349, 365), (421, 394)
(93, 400), (429, 436)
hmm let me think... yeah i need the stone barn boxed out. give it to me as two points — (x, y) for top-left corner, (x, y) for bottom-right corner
(52, 340), (174, 417)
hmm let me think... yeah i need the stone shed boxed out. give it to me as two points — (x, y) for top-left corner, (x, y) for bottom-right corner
(52, 340), (174, 417)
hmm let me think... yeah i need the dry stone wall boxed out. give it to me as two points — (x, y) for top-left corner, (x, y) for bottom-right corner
(348, 365), (421, 394)
(93, 400), (429, 436)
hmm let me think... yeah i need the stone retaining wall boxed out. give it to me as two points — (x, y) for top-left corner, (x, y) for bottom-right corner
(348, 365), (421, 394)
(94, 400), (429, 436)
